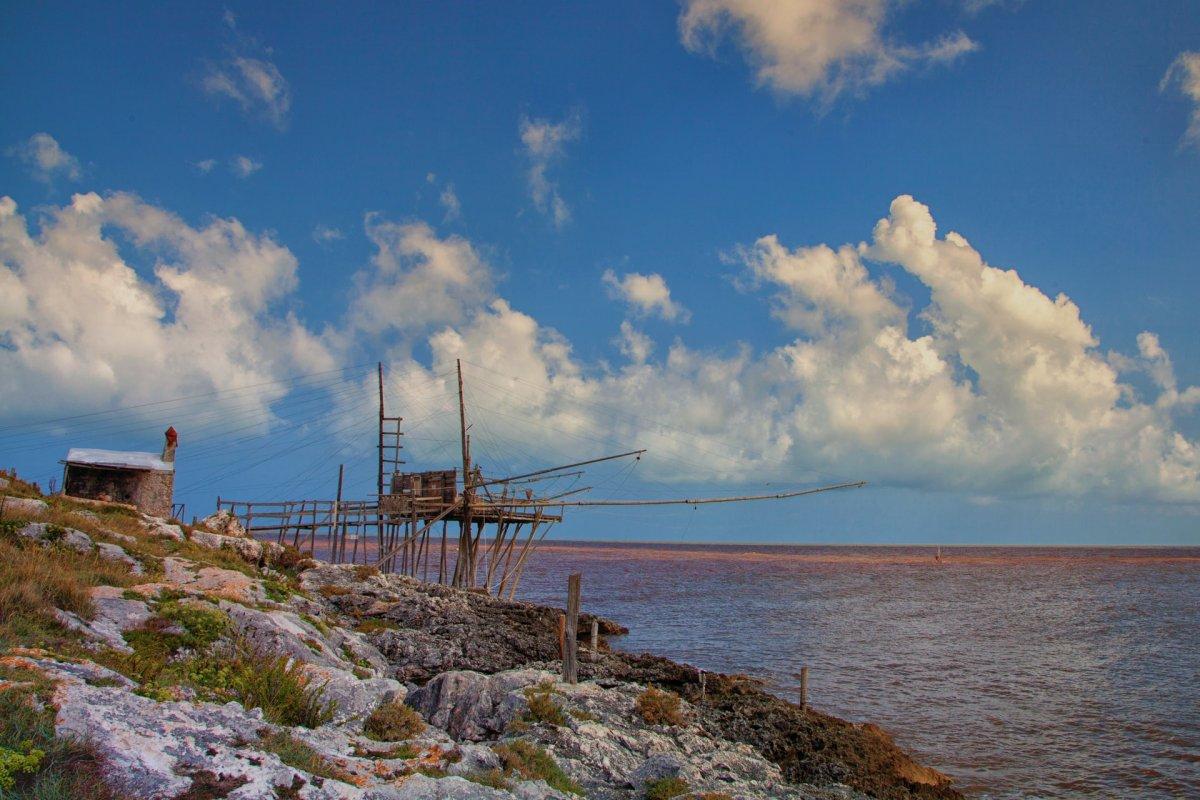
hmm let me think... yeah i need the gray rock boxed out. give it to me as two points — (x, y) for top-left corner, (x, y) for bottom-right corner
(446, 743), (502, 777)
(143, 518), (184, 540)
(303, 666), (405, 727)
(190, 528), (264, 561)
(17, 521), (93, 552)
(162, 557), (267, 604)
(364, 774), (515, 799)
(406, 669), (552, 742)
(54, 586), (154, 652)
(95, 541), (145, 575)
(36, 658), (362, 800)
(200, 508), (248, 538)
(2, 496), (48, 516)
(220, 601), (352, 670)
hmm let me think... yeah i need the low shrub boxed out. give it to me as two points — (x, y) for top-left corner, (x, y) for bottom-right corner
(0, 662), (121, 799)
(0, 742), (44, 791)
(464, 768), (510, 790)
(354, 618), (398, 634)
(209, 649), (335, 729)
(364, 700), (425, 741)
(318, 584), (353, 598)
(256, 730), (354, 783)
(353, 565), (379, 580)
(523, 682), (566, 726)
(492, 740), (582, 796)
(645, 776), (689, 800)
(634, 687), (685, 727)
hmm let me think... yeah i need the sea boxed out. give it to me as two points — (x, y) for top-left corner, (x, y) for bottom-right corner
(510, 542), (1200, 800)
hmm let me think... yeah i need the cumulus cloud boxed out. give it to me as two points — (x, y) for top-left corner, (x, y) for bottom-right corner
(371, 196), (1198, 505)
(194, 158), (218, 174)
(347, 215), (494, 337)
(230, 155), (262, 178)
(1161, 51), (1200, 148)
(602, 269), (690, 322)
(200, 13), (291, 129)
(8, 133), (82, 183)
(0, 192), (336, 423)
(3, 188), (1195, 506)
(678, 0), (978, 102)
(519, 112), (582, 227)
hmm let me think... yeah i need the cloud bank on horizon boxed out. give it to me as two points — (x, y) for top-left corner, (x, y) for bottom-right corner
(2, 189), (1196, 505)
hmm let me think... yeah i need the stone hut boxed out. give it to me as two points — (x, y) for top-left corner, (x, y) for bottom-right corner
(62, 427), (177, 517)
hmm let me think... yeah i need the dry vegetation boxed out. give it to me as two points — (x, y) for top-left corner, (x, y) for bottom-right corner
(635, 686), (685, 727)
(364, 699), (426, 741)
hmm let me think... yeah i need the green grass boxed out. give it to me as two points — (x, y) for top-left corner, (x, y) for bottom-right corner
(645, 777), (690, 800)
(256, 730), (354, 783)
(0, 662), (121, 799)
(522, 682), (566, 727)
(463, 769), (510, 790)
(492, 740), (582, 796)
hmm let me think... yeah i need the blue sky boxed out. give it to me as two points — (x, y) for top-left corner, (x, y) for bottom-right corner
(2, 1), (1199, 544)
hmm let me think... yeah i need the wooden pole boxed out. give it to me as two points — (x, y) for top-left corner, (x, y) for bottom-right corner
(563, 573), (581, 684)
(590, 619), (598, 663)
(800, 666), (809, 711)
(439, 519), (448, 584)
(332, 464), (344, 563)
(456, 359), (474, 587)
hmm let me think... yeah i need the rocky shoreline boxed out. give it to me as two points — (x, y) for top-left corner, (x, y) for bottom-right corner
(0, 484), (961, 800)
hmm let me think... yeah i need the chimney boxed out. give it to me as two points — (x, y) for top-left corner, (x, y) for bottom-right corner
(162, 426), (178, 463)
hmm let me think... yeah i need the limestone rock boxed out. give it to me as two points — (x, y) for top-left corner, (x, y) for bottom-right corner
(16, 521), (94, 552)
(200, 508), (248, 538)
(163, 557), (267, 604)
(95, 541), (145, 575)
(406, 669), (552, 742)
(2, 496), (48, 516)
(143, 518), (185, 541)
(190, 528), (264, 562)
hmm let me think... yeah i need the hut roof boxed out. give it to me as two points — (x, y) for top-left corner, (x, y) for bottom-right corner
(64, 448), (174, 473)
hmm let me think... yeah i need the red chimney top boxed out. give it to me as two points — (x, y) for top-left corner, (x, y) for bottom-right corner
(165, 426), (178, 447)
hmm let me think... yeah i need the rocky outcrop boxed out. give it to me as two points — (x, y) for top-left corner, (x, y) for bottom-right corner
(161, 556), (268, 604)
(302, 565), (608, 683)
(0, 493), (959, 800)
(407, 669), (549, 741)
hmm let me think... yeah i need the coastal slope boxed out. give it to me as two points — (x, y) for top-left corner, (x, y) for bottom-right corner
(0, 476), (960, 800)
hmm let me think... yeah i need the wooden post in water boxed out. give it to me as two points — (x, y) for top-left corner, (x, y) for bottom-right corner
(800, 666), (809, 711)
(557, 613), (566, 657)
(563, 572), (581, 684)
(590, 619), (599, 663)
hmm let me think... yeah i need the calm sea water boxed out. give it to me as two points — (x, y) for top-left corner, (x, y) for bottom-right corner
(512, 543), (1200, 800)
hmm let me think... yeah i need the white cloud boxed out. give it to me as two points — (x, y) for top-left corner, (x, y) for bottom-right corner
(312, 224), (344, 244)
(602, 269), (691, 322)
(8, 133), (82, 183)
(366, 196), (1199, 505)
(440, 184), (462, 222)
(519, 112), (582, 227)
(3, 188), (1195, 507)
(678, 0), (978, 102)
(194, 158), (218, 174)
(0, 192), (335, 422)
(200, 14), (291, 129)
(347, 215), (494, 337)
(230, 156), (262, 178)
(1161, 51), (1200, 149)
